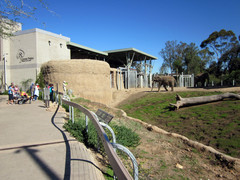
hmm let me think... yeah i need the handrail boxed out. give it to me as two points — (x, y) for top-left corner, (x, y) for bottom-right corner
(61, 98), (133, 180)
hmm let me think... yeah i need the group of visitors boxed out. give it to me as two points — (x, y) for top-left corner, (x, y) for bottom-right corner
(7, 82), (54, 105)
(7, 83), (20, 104)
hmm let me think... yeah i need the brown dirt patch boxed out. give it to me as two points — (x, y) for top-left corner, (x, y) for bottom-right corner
(77, 86), (240, 179)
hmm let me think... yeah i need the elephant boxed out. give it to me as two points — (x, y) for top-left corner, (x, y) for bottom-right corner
(151, 76), (176, 92)
(194, 72), (209, 87)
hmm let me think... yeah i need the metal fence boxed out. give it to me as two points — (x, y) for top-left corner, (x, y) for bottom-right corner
(56, 92), (138, 180)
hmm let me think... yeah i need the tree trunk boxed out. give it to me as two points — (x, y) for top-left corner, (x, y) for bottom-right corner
(170, 93), (240, 110)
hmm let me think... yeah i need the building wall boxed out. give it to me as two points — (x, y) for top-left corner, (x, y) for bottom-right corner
(0, 37), (11, 89)
(0, 28), (71, 90)
(0, 20), (22, 89)
(10, 32), (37, 87)
(35, 29), (70, 68)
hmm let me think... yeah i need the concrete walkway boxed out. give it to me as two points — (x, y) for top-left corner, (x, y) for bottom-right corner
(0, 95), (105, 180)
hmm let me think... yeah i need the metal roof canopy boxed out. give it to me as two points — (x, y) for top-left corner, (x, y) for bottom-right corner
(67, 42), (108, 60)
(105, 48), (157, 68)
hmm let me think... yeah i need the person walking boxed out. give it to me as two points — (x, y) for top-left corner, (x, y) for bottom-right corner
(33, 84), (39, 101)
(49, 84), (54, 102)
(30, 83), (35, 100)
(7, 84), (14, 104)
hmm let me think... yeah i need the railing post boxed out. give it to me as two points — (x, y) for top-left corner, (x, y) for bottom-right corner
(72, 106), (74, 123)
(69, 105), (71, 121)
(99, 122), (116, 151)
(85, 115), (88, 133)
(61, 99), (134, 180)
(112, 143), (138, 180)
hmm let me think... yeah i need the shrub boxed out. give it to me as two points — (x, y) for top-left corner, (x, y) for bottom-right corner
(63, 117), (140, 152)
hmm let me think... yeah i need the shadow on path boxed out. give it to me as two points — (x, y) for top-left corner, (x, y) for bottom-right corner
(51, 104), (71, 180)
(15, 146), (61, 180)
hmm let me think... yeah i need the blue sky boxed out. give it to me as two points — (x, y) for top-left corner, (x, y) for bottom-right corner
(19, 0), (240, 73)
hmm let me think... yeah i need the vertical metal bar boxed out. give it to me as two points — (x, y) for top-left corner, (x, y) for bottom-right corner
(112, 143), (138, 180)
(85, 115), (88, 133)
(72, 106), (74, 123)
(69, 105), (71, 121)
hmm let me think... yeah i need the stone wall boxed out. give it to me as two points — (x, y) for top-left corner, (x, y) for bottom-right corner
(41, 59), (112, 105)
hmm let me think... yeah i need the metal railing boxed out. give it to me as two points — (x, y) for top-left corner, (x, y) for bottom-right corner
(56, 92), (137, 180)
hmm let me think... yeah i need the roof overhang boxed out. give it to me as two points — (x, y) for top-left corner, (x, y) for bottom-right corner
(104, 48), (157, 68)
(67, 42), (108, 59)
(105, 48), (157, 60)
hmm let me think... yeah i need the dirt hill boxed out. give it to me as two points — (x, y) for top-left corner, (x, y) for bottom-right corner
(82, 86), (240, 179)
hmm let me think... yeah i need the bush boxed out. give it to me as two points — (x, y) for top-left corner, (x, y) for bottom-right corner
(63, 117), (140, 152)
(62, 103), (69, 112)
(110, 123), (140, 148)
(226, 70), (240, 85)
(0, 90), (8, 95)
(63, 118), (101, 151)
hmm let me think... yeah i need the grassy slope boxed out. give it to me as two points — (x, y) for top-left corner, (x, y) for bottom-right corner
(119, 91), (240, 158)
(71, 94), (240, 179)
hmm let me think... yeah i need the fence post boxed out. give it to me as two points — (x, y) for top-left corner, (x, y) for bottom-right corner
(72, 106), (74, 123)
(85, 115), (88, 133)
(69, 105), (71, 121)
(112, 143), (139, 180)
(191, 74), (194, 87)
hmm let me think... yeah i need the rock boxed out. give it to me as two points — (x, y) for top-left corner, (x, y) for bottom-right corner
(176, 163), (184, 169)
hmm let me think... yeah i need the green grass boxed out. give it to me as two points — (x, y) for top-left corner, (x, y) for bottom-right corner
(119, 91), (240, 158)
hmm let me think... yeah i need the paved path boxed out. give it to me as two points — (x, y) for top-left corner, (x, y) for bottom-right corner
(0, 95), (105, 180)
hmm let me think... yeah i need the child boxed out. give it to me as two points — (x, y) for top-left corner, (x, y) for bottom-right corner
(8, 84), (14, 104)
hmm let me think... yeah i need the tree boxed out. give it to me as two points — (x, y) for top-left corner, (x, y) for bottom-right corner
(159, 40), (179, 73)
(183, 43), (201, 75)
(160, 41), (211, 75)
(219, 44), (240, 74)
(0, 0), (49, 37)
(200, 29), (238, 60)
(159, 62), (169, 74)
(198, 48), (214, 72)
(200, 29), (239, 76)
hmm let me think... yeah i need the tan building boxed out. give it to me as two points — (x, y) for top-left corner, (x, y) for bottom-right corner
(0, 22), (157, 92)
(0, 26), (70, 90)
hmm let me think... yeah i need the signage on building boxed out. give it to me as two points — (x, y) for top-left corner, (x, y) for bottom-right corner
(16, 49), (34, 63)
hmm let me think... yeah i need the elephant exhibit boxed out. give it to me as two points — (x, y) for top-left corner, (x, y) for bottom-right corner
(151, 76), (176, 92)
(194, 72), (209, 87)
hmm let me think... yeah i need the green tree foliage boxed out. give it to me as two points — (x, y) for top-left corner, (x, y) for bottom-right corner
(159, 40), (179, 73)
(35, 70), (45, 88)
(183, 43), (201, 74)
(160, 41), (210, 75)
(200, 29), (238, 59)
(200, 29), (239, 77)
(219, 44), (240, 74)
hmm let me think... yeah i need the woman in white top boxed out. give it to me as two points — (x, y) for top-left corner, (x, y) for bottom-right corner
(34, 84), (39, 100)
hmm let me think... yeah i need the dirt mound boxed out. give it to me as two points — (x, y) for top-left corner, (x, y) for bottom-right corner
(41, 59), (112, 105)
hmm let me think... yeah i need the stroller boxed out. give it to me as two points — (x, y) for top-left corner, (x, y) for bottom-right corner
(14, 92), (31, 104)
